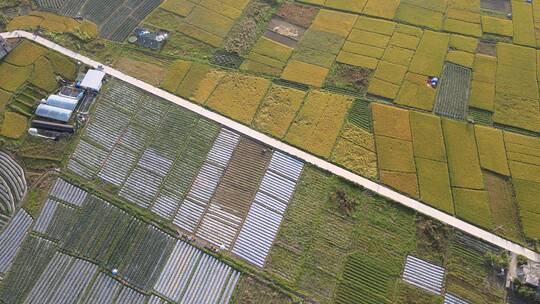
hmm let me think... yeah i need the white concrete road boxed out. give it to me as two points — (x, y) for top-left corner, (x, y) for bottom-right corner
(3, 30), (539, 261)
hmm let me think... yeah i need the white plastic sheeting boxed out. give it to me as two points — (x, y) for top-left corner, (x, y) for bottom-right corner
(232, 151), (304, 267)
(402, 255), (446, 295)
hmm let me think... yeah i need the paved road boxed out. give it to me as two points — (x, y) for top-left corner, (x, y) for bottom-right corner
(3, 30), (539, 261)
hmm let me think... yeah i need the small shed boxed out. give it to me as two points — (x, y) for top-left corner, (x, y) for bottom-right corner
(35, 104), (73, 122)
(80, 69), (106, 92)
(45, 95), (79, 111)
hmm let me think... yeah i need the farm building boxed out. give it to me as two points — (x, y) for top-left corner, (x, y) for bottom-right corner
(79, 69), (106, 92)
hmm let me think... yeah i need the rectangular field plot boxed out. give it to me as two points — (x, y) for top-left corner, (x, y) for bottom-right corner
(37, 0), (163, 41)
(232, 151), (304, 267)
(434, 63), (472, 120)
(0, 209), (33, 275)
(402, 255), (445, 294)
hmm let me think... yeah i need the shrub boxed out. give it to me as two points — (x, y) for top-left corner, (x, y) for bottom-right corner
(332, 188), (359, 216)
(223, 0), (274, 55)
(484, 251), (509, 270)
(46, 51), (77, 80)
(325, 63), (372, 95)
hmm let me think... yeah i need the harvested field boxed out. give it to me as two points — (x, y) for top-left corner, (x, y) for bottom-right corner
(276, 2), (318, 28)
(433, 63), (472, 120)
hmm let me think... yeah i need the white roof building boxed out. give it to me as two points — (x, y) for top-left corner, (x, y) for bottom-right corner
(80, 69), (106, 91)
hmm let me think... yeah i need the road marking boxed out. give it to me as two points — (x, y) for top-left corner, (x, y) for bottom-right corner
(4, 30), (538, 261)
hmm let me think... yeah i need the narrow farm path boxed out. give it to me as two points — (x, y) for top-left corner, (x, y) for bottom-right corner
(3, 30), (539, 261)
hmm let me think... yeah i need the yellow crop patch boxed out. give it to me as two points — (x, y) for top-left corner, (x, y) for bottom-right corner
(374, 59), (408, 84)
(367, 78), (400, 99)
(206, 73), (271, 124)
(336, 52), (379, 69)
(375, 135), (416, 173)
(348, 29), (391, 48)
(310, 9), (357, 37)
(409, 31), (450, 76)
(382, 46), (414, 66)
(29, 57), (57, 92)
(410, 111), (446, 162)
(380, 170), (419, 198)
(453, 188), (494, 230)
(253, 85), (306, 138)
(161, 60), (193, 93)
(509, 161), (540, 183)
(390, 32), (420, 50)
(513, 179), (540, 239)
(442, 119), (484, 190)
(396, 3), (445, 30)
(250, 37), (294, 62)
(4, 41), (47, 67)
(339, 122), (376, 152)
(395, 73), (437, 111)
(372, 103), (411, 140)
(324, 0), (367, 13)
(342, 42), (385, 59)
(161, 0), (196, 17)
(446, 50), (475, 68)
(7, 15), (43, 31)
(469, 80), (495, 111)
(0, 63), (32, 92)
(472, 54), (497, 83)
(512, 0), (536, 47)
(332, 134), (378, 179)
(191, 69), (226, 104)
(354, 16), (396, 35)
(481, 16), (513, 37)
(396, 23), (423, 37)
(363, 0), (401, 19)
(281, 61), (330, 87)
(1, 112), (27, 139)
(450, 34), (478, 53)
(416, 158), (454, 214)
(475, 126), (510, 176)
(286, 91), (353, 158)
(443, 19), (482, 37)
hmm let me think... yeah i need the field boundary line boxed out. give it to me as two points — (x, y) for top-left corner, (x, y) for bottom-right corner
(3, 30), (539, 261)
